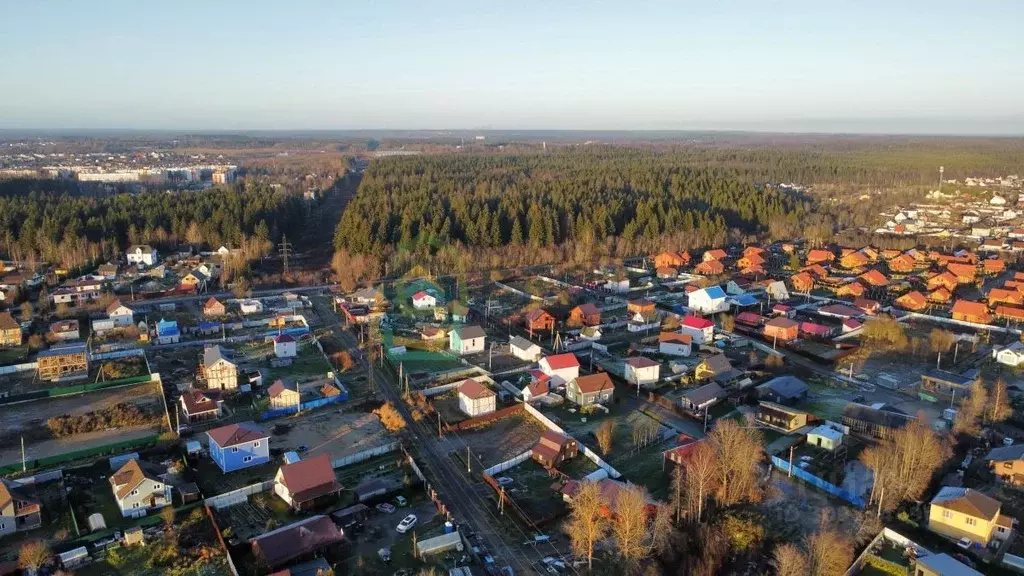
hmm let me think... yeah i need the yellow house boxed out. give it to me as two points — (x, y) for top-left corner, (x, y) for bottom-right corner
(0, 311), (22, 347)
(984, 445), (1024, 487)
(928, 487), (1015, 546)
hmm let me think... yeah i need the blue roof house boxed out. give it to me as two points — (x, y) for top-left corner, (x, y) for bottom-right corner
(207, 422), (271, 473)
(156, 319), (181, 344)
(688, 286), (729, 315)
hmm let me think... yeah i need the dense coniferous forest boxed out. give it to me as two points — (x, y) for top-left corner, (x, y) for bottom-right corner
(333, 149), (807, 255)
(0, 178), (307, 268)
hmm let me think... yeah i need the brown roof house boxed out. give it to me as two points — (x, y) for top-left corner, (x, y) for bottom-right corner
(179, 389), (223, 423)
(0, 480), (42, 538)
(654, 251), (690, 270)
(895, 291), (928, 312)
(566, 373), (614, 407)
(274, 454), (343, 511)
(0, 312), (21, 347)
(928, 487), (1015, 548)
(531, 430), (578, 468)
(524, 308), (555, 333)
(458, 378), (496, 417)
(790, 272), (815, 293)
(252, 515), (344, 570)
(203, 296), (226, 317)
(109, 459), (172, 518)
(764, 317), (799, 342)
(951, 300), (992, 324)
(569, 304), (601, 327)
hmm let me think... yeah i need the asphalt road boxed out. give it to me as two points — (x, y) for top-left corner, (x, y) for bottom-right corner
(311, 297), (549, 575)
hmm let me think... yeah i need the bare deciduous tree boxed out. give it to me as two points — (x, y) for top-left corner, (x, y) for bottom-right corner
(954, 381), (988, 435)
(18, 540), (51, 571)
(709, 418), (762, 506)
(684, 440), (719, 522)
(595, 419), (616, 455)
(612, 483), (651, 565)
(806, 512), (854, 576)
(862, 413), (950, 512)
(565, 481), (609, 571)
(989, 378), (1013, 423)
(772, 543), (809, 576)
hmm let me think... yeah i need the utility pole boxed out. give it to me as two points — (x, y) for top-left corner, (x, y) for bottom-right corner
(467, 447), (471, 473)
(788, 445), (794, 478)
(21, 436), (26, 472)
(278, 235), (293, 277)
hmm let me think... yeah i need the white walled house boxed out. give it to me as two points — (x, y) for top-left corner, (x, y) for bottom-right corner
(658, 332), (692, 356)
(994, 342), (1024, 367)
(806, 424), (844, 451)
(509, 336), (542, 362)
(624, 357), (660, 389)
(239, 300), (264, 315)
(679, 316), (715, 345)
(539, 353), (581, 387)
(126, 245), (158, 267)
(688, 286), (728, 315)
(450, 325), (486, 355)
(412, 291), (437, 309)
(106, 301), (135, 327)
(109, 459), (171, 518)
(458, 379), (496, 417)
(273, 334), (297, 358)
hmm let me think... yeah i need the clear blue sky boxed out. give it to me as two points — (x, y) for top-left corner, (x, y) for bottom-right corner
(2, 0), (1023, 134)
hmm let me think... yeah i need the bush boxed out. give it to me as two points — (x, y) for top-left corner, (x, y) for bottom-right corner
(47, 402), (160, 437)
(374, 401), (407, 432)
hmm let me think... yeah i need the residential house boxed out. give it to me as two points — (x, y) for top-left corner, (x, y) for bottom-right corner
(927, 272), (960, 292)
(179, 389), (223, 423)
(458, 379), (496, 417)
(654, 251), (689, 270)
(773, 303), (795, 317)
(524, 309), (555, 333)
(155, 318), (180, 344)
(521, 374), (551, 402)
(694, 259), (725, 275)
(580, 326), (603, 340)
(929, 287), (953, 304)
(446, 301), (469, 323)
(896, 291), (928, 312)
(694, 354), (742, 383)
(411, 290), (437, 309)
(51, 278), (102, 305)
(756, 376), (809, 406)
(806, 249), (835, 264)
(888, 254), (916, 273)
(539, 353), (580, 386)
(420, 326), (447, 341)
(840, 251), (870, 269)
(0, 481), (42, 538)
(109, 459), (171, 517)
(703, 249), (727, 262)
(268, 379), (301, 409)
(449, 325), (486, 355)
(566, 373), (614, 406)
(853, 297), (880, 315)
(988, 288), (1024, 307)
(807, 424), (844, 451)
(914, 553), (984, 576)
(252, 515), (344, 570)
(737, 252), (765, 270)
(36, 343), (89, 381)
(48, 319), (80, 342)
(984, 445), (1024, 487)
(107, 300), (135, 327)
(274, 455), (343, 511)
(680, 382), (727, 413)
(658, 332), (692, 356)
(679, 315), (715, 345)
(96, 262), (118, 280)
(921, 367), (981, 397)
(994, 341), (1024, 367)
(756, 401), (809, 432)
(836, 281), (866, 298)
(203, 297), (226, 317)
(349, 286), (384, 305)
(126, 245), (158, 267)
(569, 304), (601, 327)
(799, 321), (833, 340)
(689, 286), (728, 315)
(655, 266), (678, 279)
(947, 263), (977, 284)
(531, 430), (578, 468)
(203, 345), (238, 390)
(764, 317), (799, 342)
(928, 487), (1014, 547)
(239, 299), (263, 315)
(0, 312), (21, 347)
(627, 298), (656, 316)
(858, 269), (889, 287)
(624, 357), (660, 389)
(764, 280), (790, 302)
(207, 422), (271, 473)
(180, 270), (208, 290)
(842, 404), (913, 440)
(735, 311), (762, 327)
(951, 300), (992, 324)
(984, 258), (1006, 274)
(663, 436), (703, 469)
(273, 334), (297, 358)
(790, 272), (815, 293)
(509, 336), (542, 362)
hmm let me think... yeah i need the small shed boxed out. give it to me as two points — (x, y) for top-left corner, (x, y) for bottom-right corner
(185, 441), (202, 455)
(177, 482), (201, 504)
(87, 513), (107, 532)
(283, 451), (301, 465)
(124, 526), (146, 546)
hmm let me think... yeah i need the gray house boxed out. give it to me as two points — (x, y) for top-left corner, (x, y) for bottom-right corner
(756, 376), (809, 406)
(0, 481), (42, 538)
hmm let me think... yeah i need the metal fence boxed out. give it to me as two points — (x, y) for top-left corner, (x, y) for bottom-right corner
(771, 455), (866, 509)
(331, 441), (400, 469)
(523, 402), (622, 479)
(204, 480), (275, 510)
(0, 434), (160, 475)
(258, 392), (347, 420)
(483, 450), (533, 476)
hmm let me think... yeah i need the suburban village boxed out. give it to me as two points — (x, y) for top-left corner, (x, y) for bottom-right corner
(8, 185), (1024, 575)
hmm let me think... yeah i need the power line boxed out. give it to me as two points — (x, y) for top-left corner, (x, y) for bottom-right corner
(278, 235), (293, 276)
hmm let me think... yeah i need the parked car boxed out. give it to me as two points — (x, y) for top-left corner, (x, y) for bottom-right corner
(393, 495), (408, 507)
(496, 476), (514, 487)
(378, 547), (392, 563)
(376, 503), (396, 514)
(397, 514), (418, 533)
(957, 537), (973, 550)
(296, 444), (309, 453)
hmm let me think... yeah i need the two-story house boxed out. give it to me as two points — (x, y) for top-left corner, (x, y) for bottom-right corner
(179, 389), (223, 423)
(449, 325), (486, 355)
(203, 345), (238, 390)
(207, 422), (271, 473)
(109, 459), (172, 518)
(539, 353), (581, 387)
(0, 312), (22, 347)
(566, 373), (614, 406)
(985, 445), (1024, 487)
(928, 486), (1015, 547)
(126, 245), (158, 267)
(458, 379), (496, 417)
(531, 430), (578, 468)
(0, 480), (42, 538)
(274, 454), (343, 511)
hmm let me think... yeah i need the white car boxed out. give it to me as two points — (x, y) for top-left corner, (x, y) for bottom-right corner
(957, 537), (972, 550)
(396, 514), (418, 534)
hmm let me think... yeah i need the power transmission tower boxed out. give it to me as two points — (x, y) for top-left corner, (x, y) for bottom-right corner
(278, 235), (293, 276)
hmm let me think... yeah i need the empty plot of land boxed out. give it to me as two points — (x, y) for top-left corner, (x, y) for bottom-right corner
(268, 410), (390, 462)
(0, 383), (163, 437)
(454, 413), (546, 468)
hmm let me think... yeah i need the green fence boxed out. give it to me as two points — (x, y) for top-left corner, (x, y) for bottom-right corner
(0, 433), (161, 476)
(0, 374), (154, 406)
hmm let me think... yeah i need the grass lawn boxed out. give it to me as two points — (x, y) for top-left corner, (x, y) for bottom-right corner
(189, 457), (278, 496)
(0, 346), (29, 365)
(264, 346), (333, 382)
(616, 442), (674, 500)
(804, 398), (848, 421)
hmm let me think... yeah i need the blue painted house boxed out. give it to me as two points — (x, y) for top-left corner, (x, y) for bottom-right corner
(207, 421), (271, 473)
(155, 318), (180, 344)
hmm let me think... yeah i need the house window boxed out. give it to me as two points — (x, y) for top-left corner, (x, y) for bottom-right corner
(232, 447), (239, 453)
(942, 510), (952, 519)
(154, 484), (161, 490)
(253, 441), (261, 448)
(131, 489), (139, 496)
(132, 503), (139, 508)
(1005, 462), (1013, 469)
(965, 517), (976, 526)
(243, 456), (253, 463)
